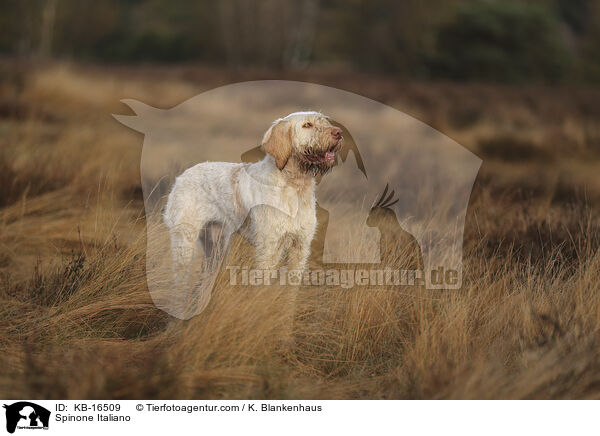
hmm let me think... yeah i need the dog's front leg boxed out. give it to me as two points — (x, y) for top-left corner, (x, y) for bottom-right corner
(287, 237), (311, 272)
(275, 236), (311, 351)
(254, 235), (284, 271)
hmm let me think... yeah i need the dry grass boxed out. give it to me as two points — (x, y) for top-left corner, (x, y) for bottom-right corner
(2, 60), (600, 399)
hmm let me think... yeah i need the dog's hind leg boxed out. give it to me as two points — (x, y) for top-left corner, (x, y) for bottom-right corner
(198, 222), (217, 259)
(169, 222), (201, 285)
(198, 221), (233, 272)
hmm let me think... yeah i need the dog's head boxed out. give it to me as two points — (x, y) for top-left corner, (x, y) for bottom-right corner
(261, 111), (343, 175)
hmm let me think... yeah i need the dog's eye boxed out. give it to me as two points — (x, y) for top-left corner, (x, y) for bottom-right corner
(302, 122), (313, 128)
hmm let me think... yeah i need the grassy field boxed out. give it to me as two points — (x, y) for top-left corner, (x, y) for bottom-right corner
(2, 60), (600, 399)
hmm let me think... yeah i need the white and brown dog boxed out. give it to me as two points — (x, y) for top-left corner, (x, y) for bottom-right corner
(163, 111), (343, 282)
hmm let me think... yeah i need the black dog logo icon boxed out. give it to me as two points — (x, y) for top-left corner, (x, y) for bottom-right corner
(3, 402), (50, 433)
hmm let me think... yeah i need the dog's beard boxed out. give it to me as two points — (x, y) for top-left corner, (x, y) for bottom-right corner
(299, 158), (334, 177)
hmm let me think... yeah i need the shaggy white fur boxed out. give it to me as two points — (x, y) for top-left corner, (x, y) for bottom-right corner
(163, 111), (343, 282)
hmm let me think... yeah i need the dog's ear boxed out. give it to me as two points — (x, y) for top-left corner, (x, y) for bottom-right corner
(262, 119), (292, 170)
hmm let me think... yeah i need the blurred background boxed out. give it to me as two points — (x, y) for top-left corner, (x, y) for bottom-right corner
(2, 0), (600, 82)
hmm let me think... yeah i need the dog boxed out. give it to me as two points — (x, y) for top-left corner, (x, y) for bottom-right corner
(163, 111), (343, 283)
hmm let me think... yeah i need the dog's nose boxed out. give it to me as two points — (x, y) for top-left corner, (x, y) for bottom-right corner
(331, 127), (342, 139)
